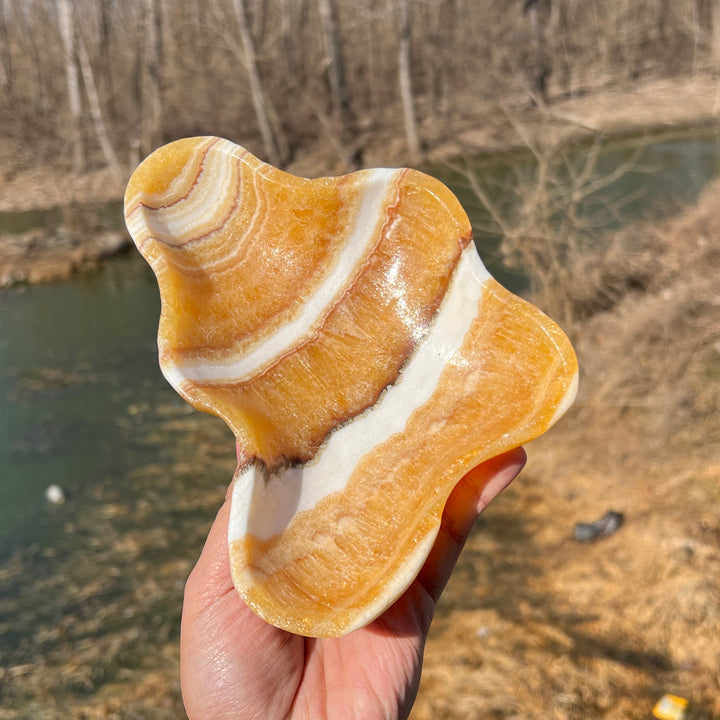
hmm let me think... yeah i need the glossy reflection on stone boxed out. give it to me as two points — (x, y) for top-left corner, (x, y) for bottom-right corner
(124, 137), (578, 637)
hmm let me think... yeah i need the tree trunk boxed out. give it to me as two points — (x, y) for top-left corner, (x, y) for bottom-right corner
(317, 0), (350, 127)
(99, 0), (116, 122)
(250, 0), (268, 49)
(57, 0), (84, 173)
(0, 0), (13, 103)
(397, 0), (420, 161)
(278, 0), (294, 78)
(143, 0), (163, 152)
(132, 5), (144, 157)
(712, 0), (720, 69)
(524, 0), (551, 107)
(76, 30), (123, 183)
(423, 0), (455, 121)
(232, 0), (285, 166)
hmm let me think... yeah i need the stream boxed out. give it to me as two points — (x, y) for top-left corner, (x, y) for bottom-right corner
(2, 130), (720, 539)
(0, 129), (718, 629)
(0, 128), (718, 716)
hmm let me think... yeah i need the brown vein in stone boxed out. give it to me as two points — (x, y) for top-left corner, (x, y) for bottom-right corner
(230, 279), (578, 636)
(181, 172), (473, 468)
(124, 137), (219, 217)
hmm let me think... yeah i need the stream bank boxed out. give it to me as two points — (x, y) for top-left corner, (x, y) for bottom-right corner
(1, 76), (719, 288)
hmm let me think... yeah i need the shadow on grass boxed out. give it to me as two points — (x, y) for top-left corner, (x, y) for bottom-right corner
(429, 482), (682, 715)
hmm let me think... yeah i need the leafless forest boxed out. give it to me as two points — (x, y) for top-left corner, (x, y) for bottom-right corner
(2, 0), (720, 176)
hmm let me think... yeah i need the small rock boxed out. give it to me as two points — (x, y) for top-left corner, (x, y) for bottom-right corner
(573, 510), (624, 542)
(45, 484), (66, 505)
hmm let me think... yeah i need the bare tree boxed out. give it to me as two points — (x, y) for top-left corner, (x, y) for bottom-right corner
(421, 0), (456, 122)
(523, 0), (552, 107)
(460, 115), (646, 325)
(3, 0), (720, 182)
(232, 0), (287, 165)
(57, 0), (84, 172)
(712, 0), (720, 68)
(396, 0), (420, 160)
(98, 0), (116, 122)
(0, 0), (13, 102)
(317, 0), (350, 126)
(76, 30), (124, 183)
(278, 0), (311, 90)
(143, 0), (163, 152)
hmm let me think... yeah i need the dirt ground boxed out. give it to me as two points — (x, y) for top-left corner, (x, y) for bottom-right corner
(0, 76), (719, 719)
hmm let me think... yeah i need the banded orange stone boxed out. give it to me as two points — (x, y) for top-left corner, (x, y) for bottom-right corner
(124, 136), (578, 637)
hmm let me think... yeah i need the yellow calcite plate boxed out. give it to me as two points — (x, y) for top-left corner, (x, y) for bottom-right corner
(124, 136), (578, 637)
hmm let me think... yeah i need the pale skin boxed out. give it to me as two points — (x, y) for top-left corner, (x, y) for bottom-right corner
(181, 446), (527, 720)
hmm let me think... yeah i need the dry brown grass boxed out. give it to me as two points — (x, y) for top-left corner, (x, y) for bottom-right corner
(411, 179), (720, 720)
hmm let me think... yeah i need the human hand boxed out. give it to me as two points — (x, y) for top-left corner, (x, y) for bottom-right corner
(180, 446), (527, 720)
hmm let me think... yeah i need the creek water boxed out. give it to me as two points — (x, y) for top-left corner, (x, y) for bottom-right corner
(0, 255), (178, 535)
(433, 129), (720, 291)
(1, 130), (719, 544)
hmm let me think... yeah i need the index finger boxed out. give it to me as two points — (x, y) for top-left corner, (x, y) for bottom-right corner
(416, 446), (527, 603)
